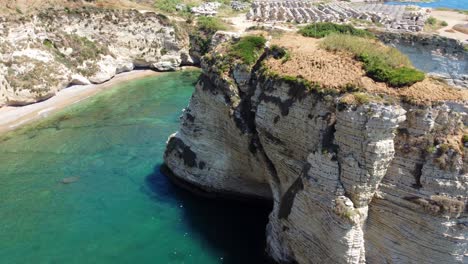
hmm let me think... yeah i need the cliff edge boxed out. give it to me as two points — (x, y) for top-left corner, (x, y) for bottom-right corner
(164, 32), (468, 263)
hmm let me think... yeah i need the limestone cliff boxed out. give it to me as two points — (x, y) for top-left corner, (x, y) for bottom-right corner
(0, 7), (191, 106)
(164, 34), (468, 263)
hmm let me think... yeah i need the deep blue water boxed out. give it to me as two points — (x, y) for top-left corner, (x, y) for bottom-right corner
(385, 0), (468, 10)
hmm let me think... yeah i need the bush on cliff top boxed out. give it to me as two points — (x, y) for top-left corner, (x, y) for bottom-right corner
(321, 34), (425, 87)
(197, 16), (227, 34)
(154, 0), (181, 13)
(299, 22), (374, 38)
(359, 54), (425, 87)
(229, 35), (266, 65)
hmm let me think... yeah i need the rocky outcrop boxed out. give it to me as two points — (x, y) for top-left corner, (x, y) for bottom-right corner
(247, 1), (428, 32)
(0, 7), (192, 106)
(164, 43), (468, 263)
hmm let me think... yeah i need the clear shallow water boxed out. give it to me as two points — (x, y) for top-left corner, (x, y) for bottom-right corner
(385, 0), (468, 10)
(0, 71), (272, 264)
(394, 44), (467, 80)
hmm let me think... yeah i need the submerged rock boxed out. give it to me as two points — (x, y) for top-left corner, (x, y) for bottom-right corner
(60, 176), (80, 184)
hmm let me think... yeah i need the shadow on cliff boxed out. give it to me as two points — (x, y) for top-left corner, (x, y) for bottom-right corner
(143, 164), (275, 264)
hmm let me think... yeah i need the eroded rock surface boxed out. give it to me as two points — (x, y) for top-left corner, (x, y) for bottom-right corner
(0, 8), (191, 106)
(164, 43), (468, 263)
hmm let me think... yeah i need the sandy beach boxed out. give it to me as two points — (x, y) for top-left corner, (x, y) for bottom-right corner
(0, 70), (161, 134)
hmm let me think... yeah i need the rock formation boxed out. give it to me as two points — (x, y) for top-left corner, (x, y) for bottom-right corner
(247, 0), (428, 32)
(0, 7), (191, 106)
(164, 34), (468, 263)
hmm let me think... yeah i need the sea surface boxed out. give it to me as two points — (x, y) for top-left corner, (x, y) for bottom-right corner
(0, 70), (272, 264)
(385, 0), (468, 10)
(394, 44), (467, 81)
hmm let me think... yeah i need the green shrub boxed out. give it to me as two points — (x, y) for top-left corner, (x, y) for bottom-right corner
(425, 17), (448, 31)
(43, 39), (54, 49)
(321, 34), (411, 67)
(154, 0), (182, 13)
(462, 134), (468, 144)
(270, 45), (290, 63)
(426, 145), (436, 154)
(439, 144), (449, 153)
(354, 92), (370, 104)
(229, 35), (266, 65)
(299, 22), (374, 38)
(360, 54), (425, 87)
(426, 17), (437, 25)
(321, 34), (425, 87)
(197, 16), (227, 34)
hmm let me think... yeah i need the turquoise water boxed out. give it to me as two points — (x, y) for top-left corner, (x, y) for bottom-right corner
(386, 0), (468, 10)
(0, 71), (272, 264)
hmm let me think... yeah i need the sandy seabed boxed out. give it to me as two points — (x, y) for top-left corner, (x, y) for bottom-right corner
(0, 70), (161, 134)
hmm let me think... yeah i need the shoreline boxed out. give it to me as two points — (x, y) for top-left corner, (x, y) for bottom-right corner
(0, 70), (162, 135)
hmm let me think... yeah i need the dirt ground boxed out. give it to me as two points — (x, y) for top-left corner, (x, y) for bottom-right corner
(267, 35), (365, 89)
(430, 10), (468, 43)
(265, 33), (468, 105)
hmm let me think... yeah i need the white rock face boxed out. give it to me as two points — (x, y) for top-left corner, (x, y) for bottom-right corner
(164, 50), (468, 263)
(70, 74), (91, 85)
(0, 8), (191, 106)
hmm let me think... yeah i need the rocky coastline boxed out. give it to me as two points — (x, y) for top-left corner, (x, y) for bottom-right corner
(1, 4), (467, 263)
(164, 33), (468, 263)
(0, 7), (193, 107)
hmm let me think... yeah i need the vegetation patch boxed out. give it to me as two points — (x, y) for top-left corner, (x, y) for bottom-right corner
(202, 36), (266, 77)
(197, 16), (227, 33)
(154, 0), (183, 13)
(321, 34), (425, 87)
(190, 16), (229, 58)
(339, 92), (370, 106)
(299, 22), (374, 38)
(229, 35), (266, 65)
(432, 140), (463, 170)
(359, 54), (425, 87)
(462, 134), (468, 145)
(425, 16), (449, 31)
(43, 34), (109, 76)
(269, 45), (290, 63)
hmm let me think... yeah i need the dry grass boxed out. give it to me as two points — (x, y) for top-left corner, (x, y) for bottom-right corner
(0, 0), (154, 15)
(265, 33), (468, 105)
(363, 77), (468, 105)
(320, 34), (412, 68)
(267, 34), (365, 89)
